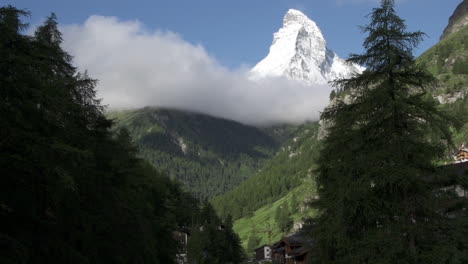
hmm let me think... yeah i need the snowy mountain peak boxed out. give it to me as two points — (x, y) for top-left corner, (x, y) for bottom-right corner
(251, 9), (363, 85)
(283, 9), (322, 34)
(284, 9), (314, 24)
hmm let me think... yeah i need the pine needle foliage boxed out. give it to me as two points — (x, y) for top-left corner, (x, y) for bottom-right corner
(312, 1), (462, 263)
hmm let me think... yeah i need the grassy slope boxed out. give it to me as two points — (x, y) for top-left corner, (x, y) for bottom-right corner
(233, 179), (317, 249)
(231, 127), (321, 250)
(211, 122), (321, 220)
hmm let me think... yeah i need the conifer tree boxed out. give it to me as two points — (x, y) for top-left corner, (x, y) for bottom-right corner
(277, 201), (293, 233)
(246, 232), (261, 258)
(223, 215), (245, 264)
(187, 204), (244, 264)
(313, 0), (461, 263)
(290, 193), (299, 213)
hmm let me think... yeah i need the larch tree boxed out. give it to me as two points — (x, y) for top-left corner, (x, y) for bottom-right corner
(313, 0), (462, 263)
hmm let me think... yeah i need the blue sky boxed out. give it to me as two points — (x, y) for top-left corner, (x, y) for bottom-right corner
(7, 0), (461, 69)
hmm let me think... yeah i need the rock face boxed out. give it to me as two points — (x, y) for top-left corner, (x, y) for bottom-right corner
(436, 91), (467, 104)
(251, 9), (363, 85)
(441, 0), (468, 40)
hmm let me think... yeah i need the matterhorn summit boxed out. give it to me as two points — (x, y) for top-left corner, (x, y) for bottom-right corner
(251, 9), (363, 85)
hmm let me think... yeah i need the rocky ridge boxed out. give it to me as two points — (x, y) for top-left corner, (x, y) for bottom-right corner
(441, 0), (468, 40)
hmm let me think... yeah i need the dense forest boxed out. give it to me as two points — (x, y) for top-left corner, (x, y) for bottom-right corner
(0, 6), (243, 264)
(108, 108), (289, 201)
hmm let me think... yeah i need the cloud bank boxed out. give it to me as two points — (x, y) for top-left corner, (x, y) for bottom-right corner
(61, 16), (332, 125)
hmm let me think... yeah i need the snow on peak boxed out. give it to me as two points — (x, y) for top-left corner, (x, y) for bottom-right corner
(285, 9), (305, 16)
(284, 9), (312, 22)
(251, 9), (363, 85)
(283, 9), (320, 31)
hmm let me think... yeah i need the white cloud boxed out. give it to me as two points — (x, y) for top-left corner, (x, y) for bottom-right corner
(61, 16), (332, 125)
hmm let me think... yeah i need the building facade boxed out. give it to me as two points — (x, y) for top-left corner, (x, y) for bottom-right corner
(255, 244), (273, 263)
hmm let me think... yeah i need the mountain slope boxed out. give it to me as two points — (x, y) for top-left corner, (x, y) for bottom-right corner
(108, 107), (296, 200)
(419, 26), (468, 99)
(251, 9), (363, 84)
(441, 0), (468, 40)
(418, 22), (468, 145)
(211, 122), (321, 220)
(233, 180), (317, 249)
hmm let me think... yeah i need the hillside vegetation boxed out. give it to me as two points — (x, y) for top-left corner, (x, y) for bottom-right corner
(418, 26), (468, 145)
(211, 122), (321, 220)
(108, 108), (295, 200)
(233, 179), (317, 251)
(418, 26), (468, 96)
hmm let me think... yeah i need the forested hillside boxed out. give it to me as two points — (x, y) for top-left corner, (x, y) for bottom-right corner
(211, 122), (321, 220)
(233, 179), (317, 252)
(108, 108), (297, 200)
(418, 26), (468, 145)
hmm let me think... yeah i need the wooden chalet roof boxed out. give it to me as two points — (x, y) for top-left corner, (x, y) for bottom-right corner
(289, 244), (313, 257)
(456, 147), (468, 153)
(269, 232), (315, 258)
(281, 232), (313, 246)
(272, 232), (314, 251)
